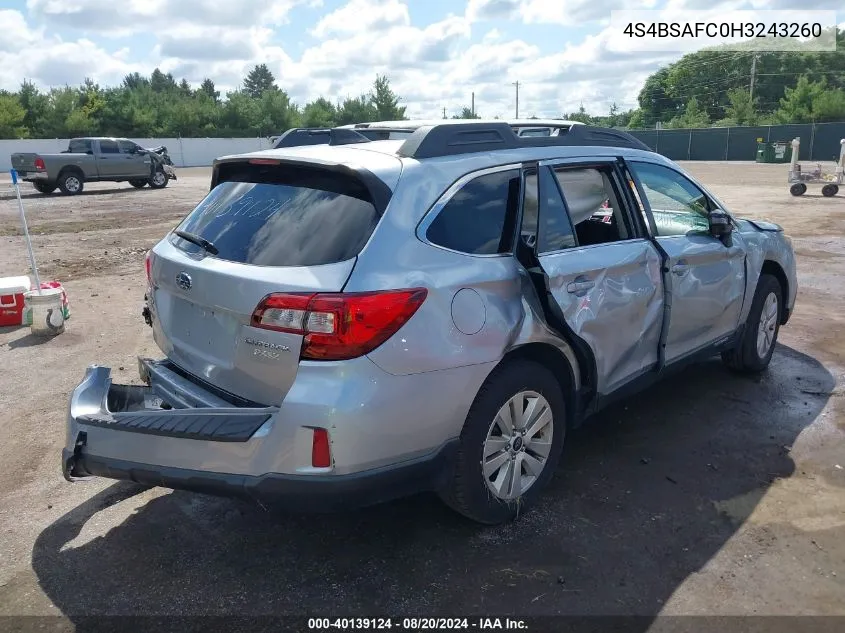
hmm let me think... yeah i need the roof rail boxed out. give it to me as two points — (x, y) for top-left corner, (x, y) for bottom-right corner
(396, 122), (652, 159)
(272, 127), (371, 149)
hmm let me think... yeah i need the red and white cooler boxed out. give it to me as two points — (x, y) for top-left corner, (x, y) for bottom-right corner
(0, 276), (31, 327)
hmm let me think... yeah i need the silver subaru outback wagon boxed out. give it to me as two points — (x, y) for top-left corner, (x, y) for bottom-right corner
(63, 121), (797, 525)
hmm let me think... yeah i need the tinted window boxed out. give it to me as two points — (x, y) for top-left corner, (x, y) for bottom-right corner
(426, 169), (520, 255)
(118, 140), (139, 154)
(538, 167), (576, 252)
(99, 140), (120, 154)
(553, 166), (631, 246)
(68, 139), (92, 154)
(629, 162), (711, 236)
(172, 169), (380, 267)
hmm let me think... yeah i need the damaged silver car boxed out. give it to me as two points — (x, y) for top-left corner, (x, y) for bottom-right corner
(63, 121), (798, 525)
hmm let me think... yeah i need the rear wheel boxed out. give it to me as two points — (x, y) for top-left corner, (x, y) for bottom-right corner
(33, 181), (56, 194)
(822, 184), (839, 197)
(57, 171), (84, 196)
(721, 274), (782, 374)
(789, 183), (806, 196)
(129, 179), (147, 189)
(439, 360), (566, 524)
(148, 169), (168, 189)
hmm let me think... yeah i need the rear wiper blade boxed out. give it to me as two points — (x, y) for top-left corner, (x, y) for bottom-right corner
(173, 230), (219, 255)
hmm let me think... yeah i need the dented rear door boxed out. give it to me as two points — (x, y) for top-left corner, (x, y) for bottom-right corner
(529, 159), (664, 396)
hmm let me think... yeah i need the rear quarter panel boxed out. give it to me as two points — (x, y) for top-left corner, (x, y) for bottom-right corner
(43, 153), (99, 179)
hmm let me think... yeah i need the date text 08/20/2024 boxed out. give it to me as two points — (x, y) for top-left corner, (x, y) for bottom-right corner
(308, 618), (528, 630)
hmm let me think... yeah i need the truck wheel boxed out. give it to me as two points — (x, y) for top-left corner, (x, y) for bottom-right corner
(822, 184), (838, 197)
(439, 360), (566, 525)
(148, 169), (168, 189)
(789, 183), (806, 196)
(58, 171), (84, 196)
(129, 179), (148, 189)
(721, 274), (782, 374)
(33, 182), (57, 194)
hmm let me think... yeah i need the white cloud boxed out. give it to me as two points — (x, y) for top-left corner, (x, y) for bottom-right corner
(311, 0), (410, 37)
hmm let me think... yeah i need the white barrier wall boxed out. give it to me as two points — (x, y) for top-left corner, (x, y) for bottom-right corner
(0, 137), (275, 171)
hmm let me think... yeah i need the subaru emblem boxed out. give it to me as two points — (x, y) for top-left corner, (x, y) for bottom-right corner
(176, 271), (192, 291)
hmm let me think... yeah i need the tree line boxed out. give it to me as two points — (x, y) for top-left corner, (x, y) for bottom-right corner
(0, 65), (407, 139)
(0, 28), (843, 139)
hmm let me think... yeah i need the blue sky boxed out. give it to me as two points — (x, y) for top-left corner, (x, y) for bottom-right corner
(0, 0), (842, 119)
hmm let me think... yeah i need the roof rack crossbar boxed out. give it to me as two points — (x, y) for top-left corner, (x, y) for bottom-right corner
(272, 127), (371, 149)
(396, 122), (651, 159)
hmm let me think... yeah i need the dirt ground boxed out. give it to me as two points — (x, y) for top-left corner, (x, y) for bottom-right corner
(0, 163), (843, 625)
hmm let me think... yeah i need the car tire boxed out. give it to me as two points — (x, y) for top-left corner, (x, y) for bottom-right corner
(721, 273), (782, 374)
(789, 183), (806, 196)
(129, 179), (148, 189)
(439, 360), (566, 525)
(33, 181), (57, 194)
(57, 171), (84, 196)
(148, 169), (168, 189)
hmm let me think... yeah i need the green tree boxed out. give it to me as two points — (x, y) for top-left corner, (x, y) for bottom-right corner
(667, 97), (710, 128)
(369, 75), (405, 120)
(200, 78), (220, 103)
(302, 97), (338, 127)
(0, 92), (26, 138)
(17, 81), (47, 136)
(775, 75), (825, 123)
(243, 64), (277, 99)
(336, 95), (377, 125)
(811, 88), (845, 122)
(725, 88), (758, 126)
(452, 107), (479, 119)
(150, 68), (177, 93)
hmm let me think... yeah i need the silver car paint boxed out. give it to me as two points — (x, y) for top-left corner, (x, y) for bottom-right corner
(64, 139), (799, 481)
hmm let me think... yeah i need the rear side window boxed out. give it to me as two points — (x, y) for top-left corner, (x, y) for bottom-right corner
(172, 163), (381, 267)
(426, 169), (520, 255)
(68, 139), (92, 153)
(99, 140), (120, 154)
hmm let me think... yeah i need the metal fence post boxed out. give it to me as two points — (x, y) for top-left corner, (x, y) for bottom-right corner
(809, 123), (816, 160)
(725, 126), (731, 160)
(687, 130), (692, 160)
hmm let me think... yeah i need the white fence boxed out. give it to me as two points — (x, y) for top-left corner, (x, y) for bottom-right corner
(0, 137), (275, 171)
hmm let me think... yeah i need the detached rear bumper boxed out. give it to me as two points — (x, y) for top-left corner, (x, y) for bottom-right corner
(62, 440), (457, 512)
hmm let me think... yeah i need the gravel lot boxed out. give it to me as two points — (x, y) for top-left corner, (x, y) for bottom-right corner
(0, 163), (843, 623)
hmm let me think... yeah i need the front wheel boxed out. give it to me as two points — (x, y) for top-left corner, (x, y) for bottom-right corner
(789, 183), (806, 196)
(148, 169), (168, 189)
(439, 360), (566, 524)
(822, 184), (839, 197)
(722, 274), (782, 373)
(129, 179), (147, 189)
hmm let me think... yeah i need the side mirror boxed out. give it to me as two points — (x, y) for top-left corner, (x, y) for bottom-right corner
(709, 210), (733, 243)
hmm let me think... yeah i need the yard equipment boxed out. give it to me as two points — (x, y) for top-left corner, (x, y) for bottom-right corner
(788, 137), (845, 197)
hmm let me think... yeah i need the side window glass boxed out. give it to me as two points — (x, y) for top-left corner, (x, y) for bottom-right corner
(118, 140), (138, 154)
(99, 140), (120, 154)
(68, 139), (93, 154)
(426, 169), (520, 255)
(538, 167), (576, 252)
(521, 170), (538, 249)
(552, 166), (630, 247)
(629, 162), (711, 236)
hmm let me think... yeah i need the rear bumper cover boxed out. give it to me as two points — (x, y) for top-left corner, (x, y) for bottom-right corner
(62, 439), (458, 512)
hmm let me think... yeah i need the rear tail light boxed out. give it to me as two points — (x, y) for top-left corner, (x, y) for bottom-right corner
(251, 288), (427, 361)
(34, 157), (46, 171)
(311, 428), (331, 468)
(145, 250), (153, 285)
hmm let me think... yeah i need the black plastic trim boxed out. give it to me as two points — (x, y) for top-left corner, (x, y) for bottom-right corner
(397, 123), (653, 160)
(62, 439), (460, 512)
(76, 410), (272, 442)
(272, 127), (371, 149)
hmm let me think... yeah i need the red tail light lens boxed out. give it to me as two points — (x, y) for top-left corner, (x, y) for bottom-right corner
(311, 428), (331, 468)
(34, 157), (46, 171)
(145, 250), (153, 285)
(251, 288), (428, 361)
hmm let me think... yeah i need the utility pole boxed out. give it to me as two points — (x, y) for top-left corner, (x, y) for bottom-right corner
(471, 92), (475, 117)
(513, 81), (520, 119)
(749, 53), (759, 101)
(442, 106), (446, 119)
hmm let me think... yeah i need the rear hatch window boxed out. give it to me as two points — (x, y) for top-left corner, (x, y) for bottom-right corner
(171, 162), (381, 267)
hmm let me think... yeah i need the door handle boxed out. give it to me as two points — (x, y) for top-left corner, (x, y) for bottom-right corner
(671, 262), (690, 276)
(566, 280), (595, 294)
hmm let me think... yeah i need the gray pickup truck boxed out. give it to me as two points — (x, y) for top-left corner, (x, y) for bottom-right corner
(10, 137), (176, 196)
